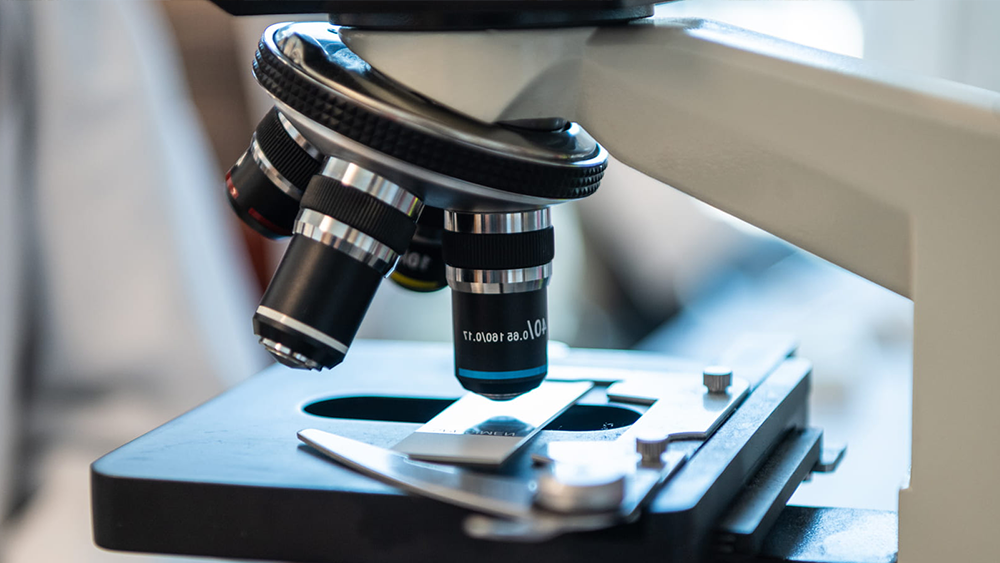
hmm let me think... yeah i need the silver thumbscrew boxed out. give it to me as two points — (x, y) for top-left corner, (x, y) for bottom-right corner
(635, 434), (669, 468)
(703, 365), (733, 394)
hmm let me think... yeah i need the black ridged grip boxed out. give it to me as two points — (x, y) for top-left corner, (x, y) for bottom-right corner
(253, 42), (606, 200)
(442, 228), (554, 270)
(254, 108), (323, 189)
(300, 175), (418, 254)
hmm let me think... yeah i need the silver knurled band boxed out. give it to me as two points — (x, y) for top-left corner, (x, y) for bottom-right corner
(248, 134), (303, 199)
(294, 208), (399, 275)
(320, 156), (423, 219)
(444, 208), (550, 234)
(446, 263), (551, 295)
(276, 110), (324, 160)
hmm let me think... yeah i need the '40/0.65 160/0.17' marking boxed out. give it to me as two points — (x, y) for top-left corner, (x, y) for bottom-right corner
(462, 318), (547, 343)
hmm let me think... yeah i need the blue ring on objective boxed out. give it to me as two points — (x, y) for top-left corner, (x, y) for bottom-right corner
(457, 366), (547, 380)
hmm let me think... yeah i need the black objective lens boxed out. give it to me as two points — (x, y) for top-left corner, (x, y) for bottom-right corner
(226, 108), (323, 238)
(443, 209), (554, 400)
(390, 207), (447, 292)
(254, 157), (423, 369)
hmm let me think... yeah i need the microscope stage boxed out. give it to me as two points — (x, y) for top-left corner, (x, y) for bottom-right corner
(92, 340), (815, 563)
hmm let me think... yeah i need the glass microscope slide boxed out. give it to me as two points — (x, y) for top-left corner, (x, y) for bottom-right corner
(392, 381), (593, 466)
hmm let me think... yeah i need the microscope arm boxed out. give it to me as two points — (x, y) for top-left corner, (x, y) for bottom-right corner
(342, 16), (1000, 563)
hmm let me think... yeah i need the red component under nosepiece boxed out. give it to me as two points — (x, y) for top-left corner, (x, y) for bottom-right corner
(248, 207), (292, 237)
(225, 171), (239, 199)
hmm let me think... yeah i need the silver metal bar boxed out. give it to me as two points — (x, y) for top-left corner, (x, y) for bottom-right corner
(609, 375), (749, 442)
(298, 429), (534, 519)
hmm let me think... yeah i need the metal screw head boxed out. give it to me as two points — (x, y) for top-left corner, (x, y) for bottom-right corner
(635, 434), (669, 467)
(703, 365), (733, 394)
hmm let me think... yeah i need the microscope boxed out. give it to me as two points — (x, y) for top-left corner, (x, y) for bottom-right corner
(91, 2), (1000, 563)
(226, 20), (601, 399)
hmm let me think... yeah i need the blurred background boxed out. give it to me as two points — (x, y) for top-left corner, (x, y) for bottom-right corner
(1, 0), (997, 561)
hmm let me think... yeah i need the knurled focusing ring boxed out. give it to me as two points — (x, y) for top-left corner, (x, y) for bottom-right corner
(444, 209), (553, 399)
(297, 156), (423, 274)
(443, 209), (553, 294)
(301, 177), (416, 257)
(256, 108), (323, 188)
(253, 158), (423, 370)
(225, 108), (323, 238)
(442, 229), (554, 270)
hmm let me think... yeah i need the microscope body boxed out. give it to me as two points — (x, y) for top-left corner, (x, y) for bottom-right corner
(91, 3), (1000, 562)
(342, 17), (1000, 562)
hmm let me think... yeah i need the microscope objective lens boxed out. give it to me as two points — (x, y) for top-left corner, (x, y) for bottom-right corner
(226, 108), (323, 238)
(443, 209), (554, 400)
(254, 157), (423, 369)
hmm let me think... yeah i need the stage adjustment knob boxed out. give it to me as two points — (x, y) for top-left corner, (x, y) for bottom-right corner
(703, 365), (733, 394)
(635, 434), (669, 467)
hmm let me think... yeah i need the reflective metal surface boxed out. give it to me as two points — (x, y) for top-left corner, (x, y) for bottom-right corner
(634, 434), (670, 468)
(260, 337), (321, 370)
(703, 365), (734, 394)
(534, 463), (626, 514)
(444, 208), (550, 234)
(300, 429), (535, 517)
(446, 264), (551, 295)
(611, 374), (750, 443)
(248, 135), (304, 198)
(294, 208), (398, 274)
(320, 157), (423, 218)
(277, 110), (323, 160)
